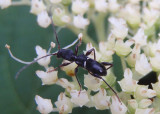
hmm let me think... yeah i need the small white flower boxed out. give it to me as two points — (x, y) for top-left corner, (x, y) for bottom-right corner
(135, 54), (152, 76)
(126, 44), (141, 67)
(149, 0), (160, 10)
(139, 99), (152, 108)
(84, 73), (102, 91)
(94, 0), (108, 13)
(108, 0), (119, 13)
(109, 17), (128, 39)
(36, 67), (58, 85)
(146, 89), (156, 98)
(0, 0), (11, 9)
(55, 93), (73, 114)
(118, 68), (137, 93)
(143, 7), (159, 27)
(72, 0), (89, 14)
(91, 88), (110, 110)
(150, 52), (160, 72)
(50, 0), (62, 4)
(37, 11), (51, 28)
(57, 78), (75, 92)
(110, 96), (127, 114)
(61, 60), (78, 76)
(114, 39), (134, 56)
(132, 28), (147, 46)
(135, 108), (155, 114)
(134, 85), (156, 100)
(35, 95), (53, 114)
(52, 8), (71, 26)
(105, 33), (116, 50)
(73, 15), (89, 29)
(119, 4), (140, 28)
(129, 0), (140, 4)
(30, 0), (46, 15)
(70, 89), (89, 107)
(152, 75), (160, 97)
(128, 99), (138, 110)
(61, 15), (71, 23)
(35, 45), (51, 67)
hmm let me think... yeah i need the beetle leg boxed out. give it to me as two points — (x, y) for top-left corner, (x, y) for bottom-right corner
(74, 67), (82, 94)
(47, 62), (72, 73)
(85, 48), (96, 60)
(101, 62), (113, 70)
(93, 74), (121, 103)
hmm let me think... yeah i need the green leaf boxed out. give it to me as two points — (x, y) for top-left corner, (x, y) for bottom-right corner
(0, 6), (122, 114)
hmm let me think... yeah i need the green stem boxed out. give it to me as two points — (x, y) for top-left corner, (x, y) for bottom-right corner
(66, 25), (98, 49)
(11, 0), (30, 6)
(120, 56), (126, 71)
(93, 13), (106, 42)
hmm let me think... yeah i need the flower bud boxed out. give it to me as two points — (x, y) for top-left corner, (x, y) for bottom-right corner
(72, 0), (89, 15)
(118, 68), (137, 93)
(73, 15), (89, 29)
(132, 28), (147, 46)
(109, 17), (128, 39)
(35, 95), (53, 114)
(94, 0), (108, 13)
(135, 54), (152, 76)
(126, 44), (140, 67)
(52, 8), (71, 26)
(37, 10), (51, 28)
(91, 88), (110, 110)
(149, 0), (160, 10)
(152, 75), (160, 98)
(61, 60), (78, 77)
(139, 99), (152, 108)
(35, 46), (51, 67)
(36, 67), (58, 85)
(128, 99), (138, 114)
(108, 0), (119, 13)
(114, 39), (134, 56)
(119, 4), (140, 28)
(70, 89), (89, 107)
(143, 7), (159, 27)
(57, 78), (75, 92)
(150, 52), (160, 72)
(30, 0), (46, 15)
(55, 93), (73, 113)
(110, 96), (127, 114)
(84, 73), (102, 91)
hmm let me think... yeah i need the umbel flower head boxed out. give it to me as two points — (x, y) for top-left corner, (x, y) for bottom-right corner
(4, 0), (160, 113)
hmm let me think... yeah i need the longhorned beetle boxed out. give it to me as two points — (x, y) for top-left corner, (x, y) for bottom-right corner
(6, 15), (121, 103)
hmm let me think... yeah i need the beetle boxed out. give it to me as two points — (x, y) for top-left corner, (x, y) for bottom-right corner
(6, 15), (121, 103)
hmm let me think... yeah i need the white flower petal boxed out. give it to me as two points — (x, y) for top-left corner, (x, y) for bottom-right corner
(73, 15), (89, 29)
(35, 95), (53, 114)
(37, 11), (51, 28)
(70, 89), (89, 107)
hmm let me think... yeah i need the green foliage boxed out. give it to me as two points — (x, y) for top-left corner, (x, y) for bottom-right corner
(0, 6), (119, 114)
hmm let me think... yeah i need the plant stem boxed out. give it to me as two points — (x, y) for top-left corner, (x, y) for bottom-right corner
(93, 13), (106, 42)
(120, 56), (126, 71)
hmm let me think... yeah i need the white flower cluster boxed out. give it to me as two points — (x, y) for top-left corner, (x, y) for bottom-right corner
(4, 0), (160, 113)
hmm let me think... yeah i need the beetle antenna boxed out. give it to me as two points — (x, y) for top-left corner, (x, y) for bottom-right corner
(48, 10), (61, 50)
(99, 76), (122, 104)
(15, 52), (57, 79)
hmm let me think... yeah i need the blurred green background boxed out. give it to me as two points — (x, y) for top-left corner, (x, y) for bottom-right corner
(0, 6), (123, 114)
